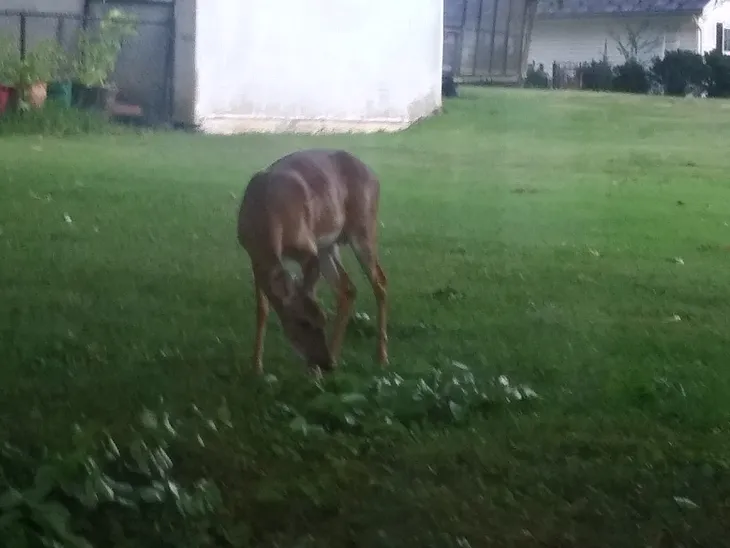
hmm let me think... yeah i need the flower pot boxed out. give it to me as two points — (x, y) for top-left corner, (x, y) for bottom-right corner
(25, 81), (48, 108)
(47, 81), (72, 108)
(0, 85), (12, 114)
(72, 83), (117, 111)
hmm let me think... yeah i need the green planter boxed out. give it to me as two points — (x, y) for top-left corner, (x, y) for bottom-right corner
(47, 81), (72, 107)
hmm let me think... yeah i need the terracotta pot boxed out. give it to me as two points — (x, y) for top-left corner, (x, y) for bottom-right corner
(26, 81), (48, 108)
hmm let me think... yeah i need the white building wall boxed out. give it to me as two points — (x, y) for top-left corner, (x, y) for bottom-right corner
(193, 0), (443, 134)
(700, 0), (730, 52)
(529, 14), (699, 68)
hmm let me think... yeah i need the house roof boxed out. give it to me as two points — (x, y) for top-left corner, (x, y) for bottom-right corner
(536, 0), (709, 18)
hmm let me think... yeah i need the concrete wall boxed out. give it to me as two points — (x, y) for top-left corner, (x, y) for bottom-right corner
(193, 0), (443, 134)
(530, 14), (699, 67)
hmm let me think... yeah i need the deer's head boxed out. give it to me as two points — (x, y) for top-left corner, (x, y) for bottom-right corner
(269, 266), (332, 371)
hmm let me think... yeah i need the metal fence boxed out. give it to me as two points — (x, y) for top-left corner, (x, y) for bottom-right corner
(442, 0), (537, 84)
(550, 61), (584, 90)
(0, 8), (174, 124)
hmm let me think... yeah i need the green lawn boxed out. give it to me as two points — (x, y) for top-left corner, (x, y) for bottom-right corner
(3, 87), (730, 546)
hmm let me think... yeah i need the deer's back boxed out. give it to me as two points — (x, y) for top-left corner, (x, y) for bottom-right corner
(239, 149), (379, 256)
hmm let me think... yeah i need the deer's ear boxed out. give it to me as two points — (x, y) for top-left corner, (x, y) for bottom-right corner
(269, 266), (294, 305)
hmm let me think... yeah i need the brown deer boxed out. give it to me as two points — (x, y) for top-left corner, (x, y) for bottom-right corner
(237, 148), (388, 374)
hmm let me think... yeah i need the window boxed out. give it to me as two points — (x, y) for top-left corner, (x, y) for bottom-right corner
(723, 27), (730, 52)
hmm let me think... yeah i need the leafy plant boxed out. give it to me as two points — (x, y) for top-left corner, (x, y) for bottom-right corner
(704, 49), (730, 98)
(651, 49), (709, 96)
(277, 360), (539, 435)
(613, 59), (650, 94)
(0, 406), (228, 548)
(11, 40), (66, 87)
(0, 35), (19, 85)
(577, 59), (613, 91)
(71, 8), (138, 88)
(524, 63), (549, 89)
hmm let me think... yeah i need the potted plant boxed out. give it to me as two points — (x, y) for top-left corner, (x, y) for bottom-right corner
(10, 40), (65, 110)
(47, 46), (74, 108)
(70, 8), (137, 110)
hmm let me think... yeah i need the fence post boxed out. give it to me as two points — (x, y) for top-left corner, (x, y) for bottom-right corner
(56, 16), (65, 45)
(19, 13), (26, 59)
(552, 61), (558, 89)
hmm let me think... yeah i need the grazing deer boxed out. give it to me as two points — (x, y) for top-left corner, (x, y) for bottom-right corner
(237, 149), (388, 374)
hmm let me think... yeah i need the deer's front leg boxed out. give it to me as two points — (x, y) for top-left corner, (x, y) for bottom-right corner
(253, 277), (269, 374)
(320, 248), (356, 365)
(299, 252), (321, 298)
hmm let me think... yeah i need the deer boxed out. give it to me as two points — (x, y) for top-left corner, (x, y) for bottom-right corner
(237, 148), (388, 374)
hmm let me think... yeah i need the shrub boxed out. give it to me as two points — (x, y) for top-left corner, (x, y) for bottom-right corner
(577, 59), (613, 91)
(651, 49), (709, 96)
(442, 71), (458, 98)
(613, 60), (650, 94)
(704, 49), (730, 98)
(524, 63), (549, 88)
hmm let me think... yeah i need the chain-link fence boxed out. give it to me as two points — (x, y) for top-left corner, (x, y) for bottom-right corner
(0, 8), (174, 124)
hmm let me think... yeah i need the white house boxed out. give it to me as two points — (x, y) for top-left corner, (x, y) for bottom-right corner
(529, 0), (730, 68)
(1, 0), (443, 134)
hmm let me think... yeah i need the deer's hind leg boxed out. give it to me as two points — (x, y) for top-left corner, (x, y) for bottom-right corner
(349, 232), (388, 366)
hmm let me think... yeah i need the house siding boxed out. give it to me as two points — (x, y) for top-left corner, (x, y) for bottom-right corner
(194, 0), (443, 134)
(530, 14), (699, 67)
(700, 0), (730, 51)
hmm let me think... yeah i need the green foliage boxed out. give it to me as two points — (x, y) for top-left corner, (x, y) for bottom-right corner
(650, 49), (709, 96)
(612, 59), (650, 94)
(0, 102), (123, 136)
(71, 9), (138, 87)
(524, 63), (549, 88)
(276, 360), (537, 435)
(577, 59), (613, 91)
(704, 49), (730, 98)
(0, 35), (18, 85)
(0, 408), (227, 548)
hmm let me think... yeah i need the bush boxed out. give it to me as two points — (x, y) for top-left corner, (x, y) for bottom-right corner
(651, 49), (709, 96)
(612, 60), (650, 94)
(524, 63), (549, 88)
(577, 59), (613, 91)
(704, 49), (730, 98)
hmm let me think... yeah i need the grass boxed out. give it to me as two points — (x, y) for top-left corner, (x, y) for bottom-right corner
(3, 87), (730, 546)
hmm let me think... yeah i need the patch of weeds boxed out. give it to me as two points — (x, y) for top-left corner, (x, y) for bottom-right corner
(390, 320), (438, 340)
(510, 186), (539, 194)
(430, 285), (465, 303)
(269, 360), (538, 435)
(347, 311), (377, 338)
(0, 405), (237, 548)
